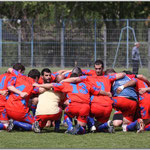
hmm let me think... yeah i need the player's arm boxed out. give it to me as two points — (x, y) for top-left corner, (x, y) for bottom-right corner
(137, 74), (150, 86)
(38, 87), (46, 94)
(60, 77), (81, 83)
(33, 83), (54, 90)
(116, 79), (136, 94)
(98, 90), (112, 97)
(7, 68), (23, 77)
(139, 87), (150, 94)
(115, 72), (126, 80)
(56, 69), (72, 75)
(61, 70), (72, 76)
(91, 86), (112, 97)
(7, 85), (28, 98)
(7, 68), (13, 73)
(0, 90), (8, 96)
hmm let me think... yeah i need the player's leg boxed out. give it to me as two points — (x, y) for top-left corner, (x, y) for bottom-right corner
(112, 110), (123, 127)
(34, 109), (62, 133)
(91, 102), (114, 133)
(0, 108), (9, 130)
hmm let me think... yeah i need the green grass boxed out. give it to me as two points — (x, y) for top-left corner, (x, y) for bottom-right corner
(0, 66), (150, 148)
(1, 126), (150, 148)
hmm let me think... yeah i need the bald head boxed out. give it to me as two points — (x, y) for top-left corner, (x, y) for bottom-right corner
(56, 74), (65, 83)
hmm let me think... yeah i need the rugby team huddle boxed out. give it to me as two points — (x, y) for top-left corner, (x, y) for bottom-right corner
(0, 59), (150, 134)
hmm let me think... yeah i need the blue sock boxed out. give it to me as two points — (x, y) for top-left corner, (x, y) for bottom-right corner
(55, 120), (61, 131)
(78, 126), (86, 134)
(14, 121), (32, 131)
(87, 116), (95, 129)
(98, 122), (108, 132)
(127, 120), (137, 131)
(31, 104), (36, 116)
(64, 114), (73, 130)
(0, 123), (5, 130)
(145, 125), (150, 131)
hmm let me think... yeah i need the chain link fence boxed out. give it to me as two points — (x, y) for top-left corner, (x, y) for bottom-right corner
(1, 19), (150, 69)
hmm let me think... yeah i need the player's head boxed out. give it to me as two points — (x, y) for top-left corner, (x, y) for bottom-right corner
(41, 68), (51, 83)
(72, 66), (82, 76)
(105, 68), (116, 75)
(122, 70), (133, 75)
(134, 42), (140, 48)
(70, 73), (79, 78)
(28, 69), (40, 82)
(13, 63), (25, 74)
(94, 59), (104, 76)
(55, 74), (65, 83)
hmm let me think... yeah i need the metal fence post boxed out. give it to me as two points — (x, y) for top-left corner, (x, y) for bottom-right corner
(94, 19), (97, 61)
(0, 19), (2, 67)
(61, 20), (65, 69)
(31, 19), (34, 67)
(104, 24), (107, 69)
(18, 25), (21, 63)
(148, 28), (150, 73)
(126, 19), (129, 69)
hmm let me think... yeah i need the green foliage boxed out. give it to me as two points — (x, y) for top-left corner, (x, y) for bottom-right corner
(0, 2), (150, 21)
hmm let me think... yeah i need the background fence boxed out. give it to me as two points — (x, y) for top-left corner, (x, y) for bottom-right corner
(1, 19), (150, 69)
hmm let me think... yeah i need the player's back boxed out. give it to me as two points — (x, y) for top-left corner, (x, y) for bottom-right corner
(136, 78), (148, 90)
(36, 89), (63, 115)
(112, 75), (138, 100)
(136, 78), (150, 98)
(15, 75), (34, 95)
(0, 73), (15, 90)
(0, 72), (16, 102)
(80, 75), (114, 92)
(53, 82), (92, 104)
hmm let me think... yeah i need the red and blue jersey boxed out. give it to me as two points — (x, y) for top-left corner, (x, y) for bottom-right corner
(63, 72), (72, 79)
(0, 73), (16, 91)
(135, 78), (150, 100)
(0, 72), (16, 106)
(51, 72), (59, 81)
(7, 69), (39, 108)
(79, 74), (116, 92)
(52, 82), (100, 104)
(79, 74), (117, 104)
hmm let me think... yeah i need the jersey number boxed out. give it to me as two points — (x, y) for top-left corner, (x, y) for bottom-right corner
(70, 83), (88, 94)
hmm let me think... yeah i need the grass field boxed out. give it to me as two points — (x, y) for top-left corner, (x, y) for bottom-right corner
(0, 66), (150, 148)
(1, 125), (150, 149)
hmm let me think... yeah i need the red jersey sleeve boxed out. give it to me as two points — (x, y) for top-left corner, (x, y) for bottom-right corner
(89, 85), (100, 95)
(7, 76), (16, 87)
(11, 69), (23, 78)
(52, 83), (65, 92)
(104, 73), (117, 82)
(79, 75), (89, 82)
(38, 76), (44, 84)
(32, 86), (39, 94)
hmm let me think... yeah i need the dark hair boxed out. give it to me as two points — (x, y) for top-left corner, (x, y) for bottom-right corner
(94, 60), (104, 68)
(70, 73), (79, 78)
(122, 70), (133, 75)
(105, 68), (116, 75)
(72, 66), (82, 76)
(13, 63), (25, 72)
(28, 69), (40, 79)
(41, 68), (51, 75)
